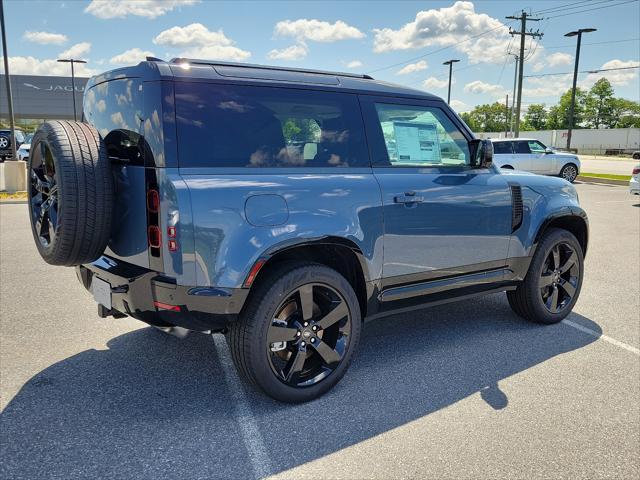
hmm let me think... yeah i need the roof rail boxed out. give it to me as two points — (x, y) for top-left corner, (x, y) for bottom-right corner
(169, 58), (374, 80)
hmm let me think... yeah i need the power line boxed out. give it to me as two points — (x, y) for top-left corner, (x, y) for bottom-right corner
(542, 37), (640, 49)
(524, 65), (640, 78)
(543, 0), (638, 19)
(532, 0), (593, 15)
(533, 0), (613, 15)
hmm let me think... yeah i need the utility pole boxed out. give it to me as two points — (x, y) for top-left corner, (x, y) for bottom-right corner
(508, 53), (519, 137)
(505, 94), (509, 137)
(57, 58), (87, 120)
(0, 0), (18, 160)
(506, 11), (543, 138)
(442, 59), (460, 105)
(564, 28), (596, 151)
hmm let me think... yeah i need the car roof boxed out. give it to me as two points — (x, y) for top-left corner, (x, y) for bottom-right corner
(85, 58), (443, 101)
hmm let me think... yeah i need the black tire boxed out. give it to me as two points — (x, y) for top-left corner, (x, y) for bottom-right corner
(28, 120), (113, 266)
(559, 163), (578, 183)
(501, 165), (514, 169)
(228, 263), (362, 403)
(632, 152), (640, 160)
(507, 228), (584, 324)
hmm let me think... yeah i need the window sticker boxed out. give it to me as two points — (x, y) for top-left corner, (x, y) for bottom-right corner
(392, 121), (441, 164)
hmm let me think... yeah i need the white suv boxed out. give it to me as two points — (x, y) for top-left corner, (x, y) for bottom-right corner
(491, 138), (581, 183)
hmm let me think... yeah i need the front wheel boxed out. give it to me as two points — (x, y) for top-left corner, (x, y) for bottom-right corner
(507, 228), (584, 324)
(228, 263), (361, 403)
(559, 163), (578, 183)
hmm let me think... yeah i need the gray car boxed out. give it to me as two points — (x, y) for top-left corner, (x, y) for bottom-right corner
(26, 59), (589, 402)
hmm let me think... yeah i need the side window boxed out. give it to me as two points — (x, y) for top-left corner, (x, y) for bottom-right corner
(175, 84), (368, 168)
(528, 140), (545, 153)
(514, 141), (531, 154)
(493, 142), (513, 154)
(84, 78), (144, 164)
(372, 103), (469, 167)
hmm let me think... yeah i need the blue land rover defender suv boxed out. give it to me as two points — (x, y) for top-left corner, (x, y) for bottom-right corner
(27, 59), (588, 402)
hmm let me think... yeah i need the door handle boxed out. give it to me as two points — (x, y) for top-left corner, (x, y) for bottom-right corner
(394, 192), (424, 204)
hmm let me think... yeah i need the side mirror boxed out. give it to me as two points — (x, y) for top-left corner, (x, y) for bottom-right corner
(470, 139), (493, 168)
(545, 147), (553, 154)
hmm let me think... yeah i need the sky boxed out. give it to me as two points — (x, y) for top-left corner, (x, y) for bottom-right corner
(2, 0), (639, 113)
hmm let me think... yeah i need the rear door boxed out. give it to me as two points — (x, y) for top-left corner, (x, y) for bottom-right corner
(360, 96), (512, 286)
(492, 141), (515, 168)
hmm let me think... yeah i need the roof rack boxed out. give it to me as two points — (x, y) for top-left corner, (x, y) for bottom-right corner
(168, 58), (374, 80)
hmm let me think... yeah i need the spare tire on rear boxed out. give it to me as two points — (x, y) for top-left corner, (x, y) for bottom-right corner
(28, 120), (113, 266)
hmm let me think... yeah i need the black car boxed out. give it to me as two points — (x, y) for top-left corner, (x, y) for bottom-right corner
(0, 128), (26, 161)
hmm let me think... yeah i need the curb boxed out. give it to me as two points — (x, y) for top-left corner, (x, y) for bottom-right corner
(576, 176), (628, 186)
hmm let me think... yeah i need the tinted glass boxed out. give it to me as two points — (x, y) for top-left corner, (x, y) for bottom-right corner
(528, 140), (545, 153)
(514, 141), (531, 154)
(493, 141), (512, 154)
(175, 83), (368, 168)
(373, 103), (469, 167)
(84, 78), (144, 164)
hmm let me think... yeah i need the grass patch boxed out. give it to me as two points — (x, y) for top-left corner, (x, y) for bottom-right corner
(579, 172), (631, 181)
(0, 191), (28, 201)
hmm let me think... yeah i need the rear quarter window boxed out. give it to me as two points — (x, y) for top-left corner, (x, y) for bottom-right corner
(175, 83), (369, 168)
(493, 142), (512, 154)
(83, 78), (144, 164)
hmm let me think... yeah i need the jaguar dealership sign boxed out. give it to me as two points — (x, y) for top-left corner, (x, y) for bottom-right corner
(0, 74), (89, 119)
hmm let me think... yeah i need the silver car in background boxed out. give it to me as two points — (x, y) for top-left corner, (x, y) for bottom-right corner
(630, 165), (640, 195)
(491, 138), (581, 183)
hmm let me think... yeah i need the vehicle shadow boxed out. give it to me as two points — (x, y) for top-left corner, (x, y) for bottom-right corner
(0, 294), (601, 479)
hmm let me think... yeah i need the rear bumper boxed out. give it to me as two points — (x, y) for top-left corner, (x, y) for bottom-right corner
(76, 255), (249, 331)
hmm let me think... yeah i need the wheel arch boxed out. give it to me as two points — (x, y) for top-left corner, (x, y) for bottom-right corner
(533, 212), (588, 257)
(247, 237), (372, 318)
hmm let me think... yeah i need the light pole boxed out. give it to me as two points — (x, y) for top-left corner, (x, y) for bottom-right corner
(564, 28), (596, 151)
(442, 59), (460, 105)
(57, 58), (87, 120)
(1, 0), (18, 160)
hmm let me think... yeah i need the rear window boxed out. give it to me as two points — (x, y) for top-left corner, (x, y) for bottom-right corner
(175, 83), (368, 168)
(514, 141), (531, 154)
(493, 141), (512, 154)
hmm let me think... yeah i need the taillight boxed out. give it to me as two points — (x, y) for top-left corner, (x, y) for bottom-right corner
(147, 189), (160, 213)
(167, 226), (178, 252)
(633, 167), (640, 175)
(148, 225), (162, 248)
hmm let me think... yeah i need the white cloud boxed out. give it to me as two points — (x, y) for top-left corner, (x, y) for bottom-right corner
(523, 74), (573, 98)
(396, 60), (427, 75)
(85, 0), (199, 19)
(1, 56), (97, 76)
(274, 19), (365, 43)
(153, 23), (251, 61)
(532, 62), (545, 72)
(464, 80), (505, 96)
(23, 31), (67, 45)
(267, 44), (308, 61)
(547, 52), (573, 67)
(110, 48), (155, 65)
(345, 60), (363, 69)
(582, 59), (640, 87)
(373, 1), (512, 64)
(423, 77), (449, 89)
(59, 42), (91, 59)
(450, 99), (470, 112)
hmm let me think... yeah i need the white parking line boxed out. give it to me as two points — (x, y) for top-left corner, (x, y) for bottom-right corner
(562, 319), (640, 356)
(211, 334), (272, 479)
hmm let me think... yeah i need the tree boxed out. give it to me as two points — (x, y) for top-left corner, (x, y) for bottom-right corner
(523, 104), (548, 130)
(459, 102), (508, 132)
(545, 88), (586, 129)
(608, 98), (640, 128)
(584, 78), (615, 129)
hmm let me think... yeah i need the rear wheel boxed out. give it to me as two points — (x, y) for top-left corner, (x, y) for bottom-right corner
(228, 263), (361, 402)
(508, 228), (583, 324)
(559, 163), (578, 183)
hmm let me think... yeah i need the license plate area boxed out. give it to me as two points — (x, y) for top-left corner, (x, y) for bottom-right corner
(92, 277), (112, 310)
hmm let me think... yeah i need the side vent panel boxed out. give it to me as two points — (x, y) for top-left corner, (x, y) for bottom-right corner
(510, 184), (523, 232)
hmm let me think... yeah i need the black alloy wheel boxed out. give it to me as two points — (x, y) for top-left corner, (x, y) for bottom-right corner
(539, 242), (580, 314)
(267, 283), (351, 387)
(29, 142), (59, 248)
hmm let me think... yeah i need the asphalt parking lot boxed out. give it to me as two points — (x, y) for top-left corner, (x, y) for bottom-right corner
(1, 183), (638, 479)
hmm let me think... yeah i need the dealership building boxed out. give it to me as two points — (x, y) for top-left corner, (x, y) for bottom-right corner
(0, 74), (88, 132)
